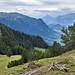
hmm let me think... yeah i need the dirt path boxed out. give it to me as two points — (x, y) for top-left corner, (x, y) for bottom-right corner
(20, 64), (50, 75)
(20, 68), (39, 75)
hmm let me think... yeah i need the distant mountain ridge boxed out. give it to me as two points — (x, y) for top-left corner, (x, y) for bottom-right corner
(41, 13), (75, 44)
(42, 15), (54, 25)
(42, 13), (75, 26)
(54, 13), (75, 26)
(0, 12), (60, 45)
(48, 24), (63, 33)
(41, 13), (75, 39)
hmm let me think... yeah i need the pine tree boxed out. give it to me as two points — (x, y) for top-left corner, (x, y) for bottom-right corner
(6, 49), (12, 57)
(61, 23), (75, 50)
(22, 50), (28, 63)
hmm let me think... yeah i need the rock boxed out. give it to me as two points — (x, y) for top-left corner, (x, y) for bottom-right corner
(5, 66), (8, 69)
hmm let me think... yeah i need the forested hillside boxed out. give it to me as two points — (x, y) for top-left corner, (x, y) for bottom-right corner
(0, 23), (48, 55)
(0, 12), (60, 45)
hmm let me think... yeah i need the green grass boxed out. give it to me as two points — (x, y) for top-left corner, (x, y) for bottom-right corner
(0, 63), (28, 75)
(0, 55), (21, 71)
(1, 50), (75, 75)
(0, 55), (23, 75)
(34, 47), (46, 52)
(32, 50), (75, 75)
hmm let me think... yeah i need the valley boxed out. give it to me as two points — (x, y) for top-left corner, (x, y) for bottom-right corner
(0, 14), (75, 75)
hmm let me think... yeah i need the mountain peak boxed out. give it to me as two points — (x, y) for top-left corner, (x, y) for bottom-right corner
(42, 15), (54, 19)
(41, 15), (54, 25)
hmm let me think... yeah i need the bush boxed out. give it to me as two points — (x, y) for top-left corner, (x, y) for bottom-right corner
(27, 61), (41, 69)
(7, 59), (23, 68)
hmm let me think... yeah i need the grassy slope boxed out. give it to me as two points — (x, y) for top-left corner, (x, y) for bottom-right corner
(1, 50), (75, 75)
(33, 50), (75, 75)
(0, 55), (21, 75)
(34, 47), (46, 52)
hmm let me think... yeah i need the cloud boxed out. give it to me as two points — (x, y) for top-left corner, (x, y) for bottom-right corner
(0, 0), (75, 17)
(38, 0), (61, 5)
(61, 8), (74, 12)
(34, 10), (51, 13)
(34, 8), (59, 13)
(0, 0), (36, 6)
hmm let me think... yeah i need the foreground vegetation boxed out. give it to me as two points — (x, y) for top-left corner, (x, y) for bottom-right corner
(1, 50), (75, 75)
(0, 55), (21, 75)
(33, 50), (75, 75)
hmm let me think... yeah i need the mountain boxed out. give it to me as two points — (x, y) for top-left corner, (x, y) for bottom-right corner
(54, 13), (75, 26)
(48, 24), (63, 33)
(42, 13), (75, 27)
(42, 15), (54, 25)
(41, 13), (75, 42)
(0, 23), (49, 54)
(41, 15), (63, 32)
(0, 12), (59, 45)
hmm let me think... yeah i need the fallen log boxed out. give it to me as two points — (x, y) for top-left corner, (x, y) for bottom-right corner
(48, 61), (69, 72)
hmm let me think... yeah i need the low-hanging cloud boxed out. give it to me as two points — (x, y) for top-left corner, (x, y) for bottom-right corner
(34, 9), (60, 14)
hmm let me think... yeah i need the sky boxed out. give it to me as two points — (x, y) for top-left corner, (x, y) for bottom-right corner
(0, 0), (75, 18)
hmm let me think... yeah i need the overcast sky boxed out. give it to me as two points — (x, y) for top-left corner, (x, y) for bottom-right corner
(0, 0), (75, 18)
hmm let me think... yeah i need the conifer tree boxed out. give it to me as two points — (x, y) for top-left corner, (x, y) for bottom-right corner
(61, 23), (75, 50)
(6, 49), (12, 57)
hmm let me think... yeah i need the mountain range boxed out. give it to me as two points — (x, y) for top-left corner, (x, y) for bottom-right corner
(41, 13), (75, 41)
(0, 12), (60, 45)
(48, 24), (63, 33)
(0, 12), (74, 45)
(42, 13), (75, 26)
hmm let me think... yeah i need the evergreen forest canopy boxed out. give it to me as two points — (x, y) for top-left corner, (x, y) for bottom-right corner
(0, 23), (48, 55)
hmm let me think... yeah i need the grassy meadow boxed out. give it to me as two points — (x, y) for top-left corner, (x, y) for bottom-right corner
(33, 50), (75, 75)
(0, 55), (22, 75)
(0, 47), (46, 75)
(34, 47), (46, 52)
(0, 50), (75, 75)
